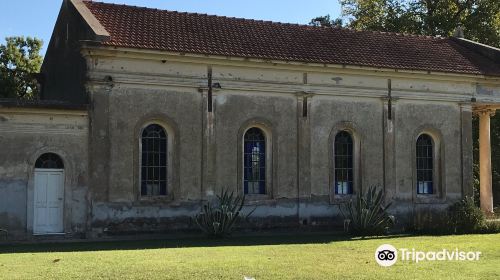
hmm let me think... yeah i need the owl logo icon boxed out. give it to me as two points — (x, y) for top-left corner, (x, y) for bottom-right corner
(375, 244), (398, 267)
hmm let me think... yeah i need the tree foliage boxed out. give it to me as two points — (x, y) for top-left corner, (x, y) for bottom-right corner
(0, 37), (43, 100)
(309, 15), (343, 27)
(448, 196), (487, 234)
(340, 0), (500, 47)
(312, 1), (500, 47)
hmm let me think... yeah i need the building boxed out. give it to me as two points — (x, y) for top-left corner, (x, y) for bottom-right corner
(1, 0), (500, 239)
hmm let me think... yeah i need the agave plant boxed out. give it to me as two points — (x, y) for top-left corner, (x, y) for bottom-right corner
(339, 186), (394, 236)
(193, 188), (253, 238)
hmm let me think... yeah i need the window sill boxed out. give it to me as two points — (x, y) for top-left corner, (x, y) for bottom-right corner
(138, 195), (174, 203)
(415, 194), (445, 204)
(330, 194), (355, 204)
(243, 194), (273, 205)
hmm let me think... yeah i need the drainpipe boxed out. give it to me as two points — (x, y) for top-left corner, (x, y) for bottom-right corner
(207, 66), (213, 112)
(388, 79), (392, 120)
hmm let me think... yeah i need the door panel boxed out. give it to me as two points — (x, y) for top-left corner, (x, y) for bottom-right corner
(34, 170), (64, 234)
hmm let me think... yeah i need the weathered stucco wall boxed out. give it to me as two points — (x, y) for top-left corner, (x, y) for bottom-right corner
(81, 48), (485, 234)
(41, 0), (97, 104)
(0, 107), (89, 239)
(1, 45), (493, 238)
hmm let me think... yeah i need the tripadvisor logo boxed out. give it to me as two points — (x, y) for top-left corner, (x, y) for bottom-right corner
(375, 244), (482, 267)
(375, 244), (398, 267)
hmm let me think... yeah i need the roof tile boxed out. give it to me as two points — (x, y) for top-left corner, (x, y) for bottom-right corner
(84, 1), (500, 76)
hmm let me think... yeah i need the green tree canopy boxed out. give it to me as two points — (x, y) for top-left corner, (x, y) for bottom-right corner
(342, 0), (500, 46)
(312, 0), (500, 47)
(309, 15), (343, 27)
(0, 36), (43, 100)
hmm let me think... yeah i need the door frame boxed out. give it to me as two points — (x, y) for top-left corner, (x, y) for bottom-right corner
(33, 168), (65, 235)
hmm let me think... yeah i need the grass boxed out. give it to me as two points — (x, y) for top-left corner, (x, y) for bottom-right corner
(0, 233), (499, 279)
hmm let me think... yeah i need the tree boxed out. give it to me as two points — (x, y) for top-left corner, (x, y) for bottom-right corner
(309, 15), (343, 27)
(339, 0), (500, 47)
(0, 37), (43, 100)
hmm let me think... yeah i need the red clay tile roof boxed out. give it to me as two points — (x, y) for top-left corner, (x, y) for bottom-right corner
(83, 1), (500, 76)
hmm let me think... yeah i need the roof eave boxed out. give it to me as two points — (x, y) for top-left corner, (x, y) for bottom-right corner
(0, 99), (89, 111)
(451, 37), (500, 64)
(71, 0), (110, 42)
(81, 45), (500, 82)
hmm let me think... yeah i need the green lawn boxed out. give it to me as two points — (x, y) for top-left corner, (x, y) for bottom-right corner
(0, 233), (499, 279)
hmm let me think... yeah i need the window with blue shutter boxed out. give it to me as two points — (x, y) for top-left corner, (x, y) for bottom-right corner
(243, 128), (266, 195)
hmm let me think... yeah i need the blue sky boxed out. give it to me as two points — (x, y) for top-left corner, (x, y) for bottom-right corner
(0, 0), (341, 55)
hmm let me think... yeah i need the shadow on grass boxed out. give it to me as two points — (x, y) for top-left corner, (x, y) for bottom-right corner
(0, 232), (414, 254)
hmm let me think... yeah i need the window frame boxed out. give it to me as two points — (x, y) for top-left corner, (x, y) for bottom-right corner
(140, 124), (168, 197)
(329, 124), (361, 203)
(416, 134), (434, 195)
(333, 131), (354, 195)
(35, 153), (65, 169)
(243, 127), (267, 195)
(137, 121), (175, 201)
(238, 123), (273, 201)
(412, 130), (444, 203)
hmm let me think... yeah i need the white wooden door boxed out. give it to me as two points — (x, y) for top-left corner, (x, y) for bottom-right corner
(34, 169), (64, 234)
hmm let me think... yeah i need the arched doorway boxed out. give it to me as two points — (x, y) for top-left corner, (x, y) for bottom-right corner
(33, 153), (64, 234)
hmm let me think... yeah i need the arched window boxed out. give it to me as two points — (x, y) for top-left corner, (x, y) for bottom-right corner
(243, 127), (266, 195)
(334, 131), (353, 195)
(35, 153), (64, 169)
(416, 134), (433, 194)
(141, 124), (167, 196)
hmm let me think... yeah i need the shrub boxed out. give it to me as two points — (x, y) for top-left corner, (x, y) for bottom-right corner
(193, 189), (253, 238)
(494, 207), (500, 219)
(339, 186), (394, 236)
(447, 196), (487, 234)
(484, 220), (500, 233)
(409, 197), (500, 235)
(406, 211), (450, 235)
